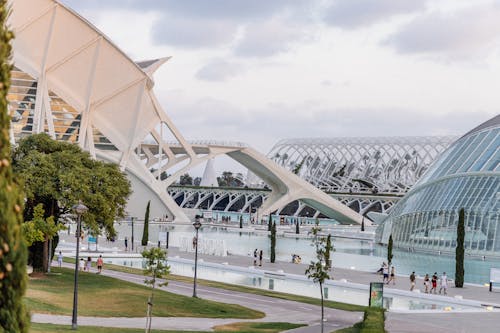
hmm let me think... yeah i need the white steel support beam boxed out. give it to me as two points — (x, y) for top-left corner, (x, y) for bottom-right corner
(78, 37), (102, 150)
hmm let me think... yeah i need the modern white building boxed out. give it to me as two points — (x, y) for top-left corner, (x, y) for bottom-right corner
(7, 0), (365, 224)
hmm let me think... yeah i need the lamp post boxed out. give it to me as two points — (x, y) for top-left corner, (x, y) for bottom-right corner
(71, 201), (88, 330)
(131, 216), (135, 252)
(192, 218), (202, 298)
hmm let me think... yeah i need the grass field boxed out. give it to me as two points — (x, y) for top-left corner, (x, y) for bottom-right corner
(83, 260), (367, 313)
(26, 267), (263, 319)
(30, 322), (304, 333)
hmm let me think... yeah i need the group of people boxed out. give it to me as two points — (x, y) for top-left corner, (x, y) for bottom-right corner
(377, 262), (396, 285)
(253, 249), (263, 266)
(291, 254), (302, 264)
(78, 255), (104, 274)
(420, 272), (448, 295)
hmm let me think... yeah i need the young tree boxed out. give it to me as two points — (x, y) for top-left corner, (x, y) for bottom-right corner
(142, 201), (150, 247)
(142, 247), (170, 333)
(325, 234), (333, 269)
(455, 208), (465, 288)
(0, 1), (30, 329)
(305, 225), (333, 333)
(270, 222), (276, 263)
(387, 234), (394, 267)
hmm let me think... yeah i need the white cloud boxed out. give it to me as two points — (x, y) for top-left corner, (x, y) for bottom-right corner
(196, 59), (245, 81)
(323, 0), (425, 29)
(385, 3), (500, 59)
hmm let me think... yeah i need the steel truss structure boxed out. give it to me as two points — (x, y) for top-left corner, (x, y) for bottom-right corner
(266, 137), (456, 195)
(7, 0), (365, 224)
(168, 185), (400, 216)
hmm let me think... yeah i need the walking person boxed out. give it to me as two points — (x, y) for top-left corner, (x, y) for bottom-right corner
(79, 258), (85, 271)
(253, 249), (258, 266)
(259, 250), (263, 267)
(86, 256), (92, 272)
(57, 251), (63, 267)
(409, 271), (416, 291)
(382, 262), (389, 284)
(424, 274), (430, 293)
(431, 272), (438, 294)
(97, 255), (104, 274)
(387, 266), (396, 285)
(439, 272), (448, 295)
(124, 237), (128, 251)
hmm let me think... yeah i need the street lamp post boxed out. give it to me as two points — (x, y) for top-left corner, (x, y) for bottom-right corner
(131, 216), (135, 252)
(71, 201), (88, 330)
(192, 218), (202, 298)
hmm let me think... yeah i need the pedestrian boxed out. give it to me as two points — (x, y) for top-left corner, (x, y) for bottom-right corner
(382, 263), (389, 284)
(424, 274), (430, 293)
(253, 249), (258, 266)
(79, 258), (85, 271)
(376, 262), (386, 275)
(57, 251), (63, 267)
(409, 271), (416, 291)
(97, 255), (104, 274)
(124, 236), (128, 251)
(439, 272), (448, 295)
(431, 272), (438, 294)
(259, 250), (263, 266)
(387, 266), (396, 285)
(86, 256), (92, 272)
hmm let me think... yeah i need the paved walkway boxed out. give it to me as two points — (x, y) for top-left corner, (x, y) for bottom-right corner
(48, 230), (500, 332)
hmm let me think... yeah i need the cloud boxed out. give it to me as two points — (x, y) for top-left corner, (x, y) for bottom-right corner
(323, 0), (425, 29)
(196, 59), (245, 81)
(152, 16), (237, 48)
(385, 4), (500, 58)
(234, 19), (308, 57)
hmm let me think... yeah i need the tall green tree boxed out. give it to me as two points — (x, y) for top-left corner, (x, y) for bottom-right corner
(142, 200), (150, 246)
(305, 225), (333, 333)
(12, 133), (131, 271)
(142, 247), (170, 333)
(455, 208), (465, 288)
(179, 173), (193, 185)
(387, 234), (393, 267)
(0, 1), (30, 330)
(325, 234), (333, 269)
(270, 222), (276, 263)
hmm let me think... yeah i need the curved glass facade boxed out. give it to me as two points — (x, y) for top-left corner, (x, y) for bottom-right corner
(377, 115), (500, 256)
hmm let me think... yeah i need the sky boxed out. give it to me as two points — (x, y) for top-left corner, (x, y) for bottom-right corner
(61, 0), (500, 175)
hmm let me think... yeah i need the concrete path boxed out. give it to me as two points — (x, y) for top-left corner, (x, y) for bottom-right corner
(49, 230), (500, 332)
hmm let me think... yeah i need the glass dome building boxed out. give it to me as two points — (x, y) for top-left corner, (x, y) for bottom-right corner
(377, 115), (500, 256)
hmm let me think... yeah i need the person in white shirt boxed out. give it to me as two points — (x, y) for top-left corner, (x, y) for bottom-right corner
(57, 251), (63, 267)
(439, 272), (448, 295)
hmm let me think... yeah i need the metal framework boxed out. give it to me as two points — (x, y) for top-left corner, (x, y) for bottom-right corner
(377, 115), (500, 256)
(264, 137), (456, 194)
(7, 0), (365, 224)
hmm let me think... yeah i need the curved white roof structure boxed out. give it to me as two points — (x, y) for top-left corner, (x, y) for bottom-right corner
(7, 0), (366, 224)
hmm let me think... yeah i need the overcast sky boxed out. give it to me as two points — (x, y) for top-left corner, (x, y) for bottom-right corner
(61, 0), (499, 174)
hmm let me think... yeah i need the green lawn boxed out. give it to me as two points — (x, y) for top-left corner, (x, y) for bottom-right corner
(30, 322), (304, 333)
(335, 308), (386, 333)
(26, 267), (263, 319)
(86, 260), (366, 312)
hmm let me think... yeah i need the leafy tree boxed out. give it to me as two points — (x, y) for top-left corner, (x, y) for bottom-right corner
(455, 208), (465, 288)
(0, 1), (30, 329)
(292, 158), (305, 175)
(270, 222), (276, 263)
(142, 247), (170, 333)
(12, 133), (131, 271)
(325, 234), (333, 269)
(142, 201), (150, 247)
(387, 234), (393, 267)
(22, 204), (63, 248)
(217, 171), (242, 187)
(179, 173), (193, 185)
(305, 225), (333, 333)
